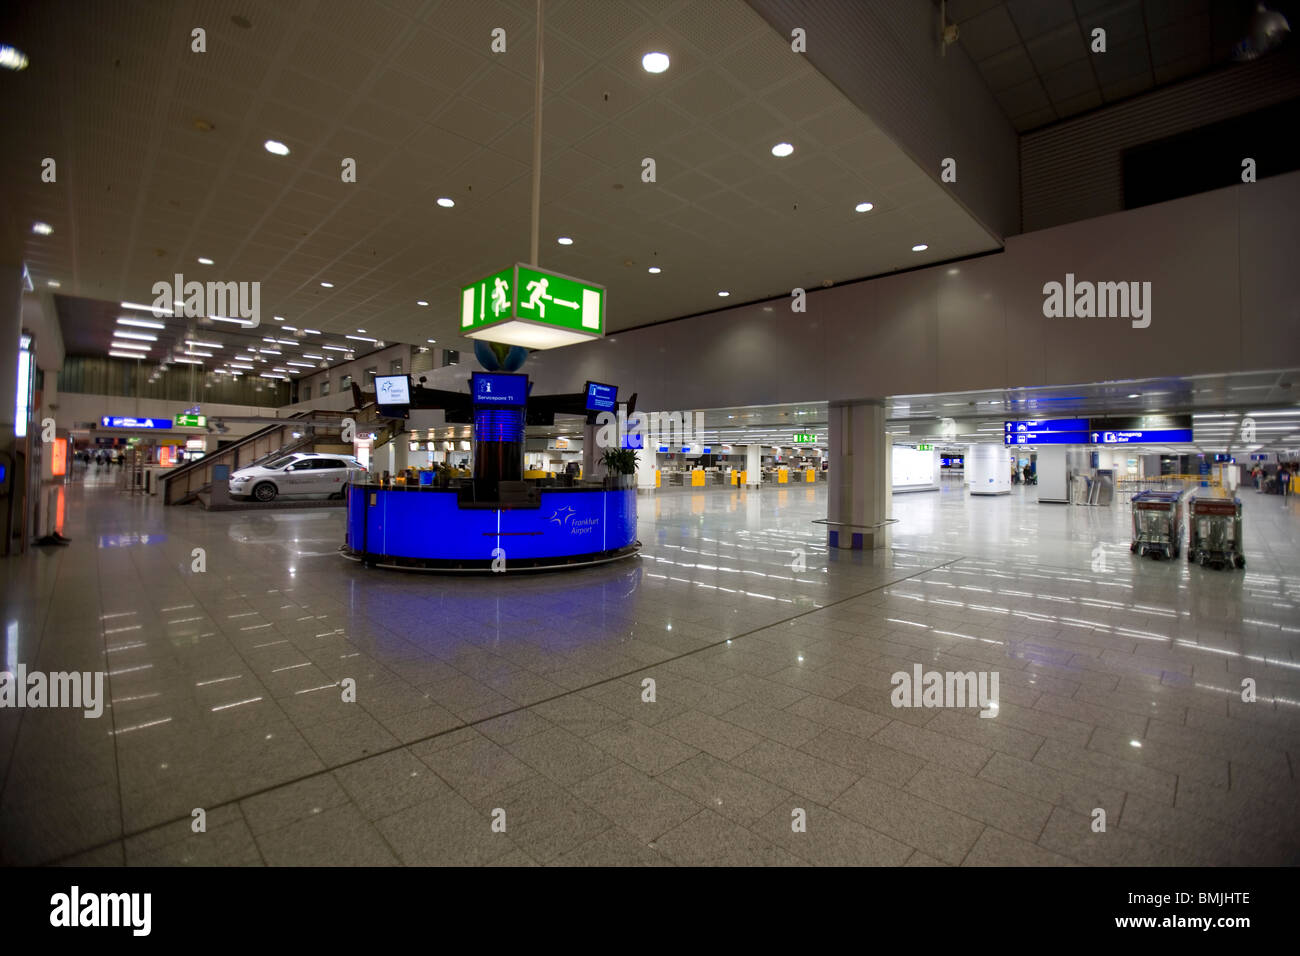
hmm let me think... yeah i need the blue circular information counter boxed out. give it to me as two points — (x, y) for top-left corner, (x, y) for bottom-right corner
(343, 484), (640, 572)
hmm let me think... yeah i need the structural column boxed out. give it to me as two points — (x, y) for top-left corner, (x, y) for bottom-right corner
(744, 443), (761, 488)
(827, 400), (891, 550)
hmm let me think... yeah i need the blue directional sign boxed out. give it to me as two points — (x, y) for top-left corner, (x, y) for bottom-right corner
(1092, 428), (1193, 444)
(1004, 418), (1091, 445)
(100, 416), (171, 429)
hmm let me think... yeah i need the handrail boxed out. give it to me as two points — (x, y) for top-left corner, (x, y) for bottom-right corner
(160, 410), (349, 505)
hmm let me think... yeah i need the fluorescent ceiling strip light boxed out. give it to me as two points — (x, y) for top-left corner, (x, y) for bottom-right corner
(121, 301), (174, 316)
(116, 317), (166, 329)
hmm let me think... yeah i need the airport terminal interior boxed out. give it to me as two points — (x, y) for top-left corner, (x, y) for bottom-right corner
(1, 0), (1299, 870)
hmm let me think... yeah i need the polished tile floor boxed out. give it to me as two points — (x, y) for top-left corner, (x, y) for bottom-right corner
(2, 473), (1297, 866)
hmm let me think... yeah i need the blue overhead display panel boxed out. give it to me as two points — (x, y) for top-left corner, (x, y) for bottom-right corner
(584, 381), (617, 413)
(470, 372), (528, 407)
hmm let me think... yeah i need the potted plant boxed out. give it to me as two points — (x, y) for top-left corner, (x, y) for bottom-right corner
(600, 448), (639, 489)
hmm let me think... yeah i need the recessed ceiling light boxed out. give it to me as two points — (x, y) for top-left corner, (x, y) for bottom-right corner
(647, 267), (661, 274)
(117, 317), (165, 329)
(0, 45), (30, 71)
(718, 291), (730, 297)
(1128, 393), (1140, 399)
(855, 201), (874, 213)
(31, 222), (52, 235)
(427, 339), (436, 344)
(197, 257), (214, 265)
(47, 280), (60, 288)
(114, 331), (157, 342)
(417, 300), (429, 306)
(320, 281), (333, 288)
(771, 142), (794, 158)
(556, 236), (573, 245)
(642, 52), (670, 73)
(109, 351), (144, 359)
(110, 341), (151, 351)
(912, 243), (928, 252)
(264, 139), (290, 156)
(436, 197), (455, 208)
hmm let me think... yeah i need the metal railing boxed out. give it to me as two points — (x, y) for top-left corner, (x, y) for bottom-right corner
(160, 410), (349, 505)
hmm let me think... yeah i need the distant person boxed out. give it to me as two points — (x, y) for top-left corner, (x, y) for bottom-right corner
(1282, 467), (1292, 499)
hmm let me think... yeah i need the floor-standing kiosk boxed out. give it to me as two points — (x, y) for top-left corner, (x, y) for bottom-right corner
(343, 373), (639, 572)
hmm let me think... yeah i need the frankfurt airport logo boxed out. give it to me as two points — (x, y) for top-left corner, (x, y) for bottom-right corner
(152, 273), (261, 327)
(1042, 273), (1151, 328)
(546, 505), (576, 526)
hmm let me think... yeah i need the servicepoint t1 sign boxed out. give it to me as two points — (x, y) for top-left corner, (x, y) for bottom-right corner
(460, 263), (604, 350)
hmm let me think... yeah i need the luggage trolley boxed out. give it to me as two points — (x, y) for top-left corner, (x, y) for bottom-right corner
(1130, 490), (1184, 560)
(1187, 495), (1245, 570)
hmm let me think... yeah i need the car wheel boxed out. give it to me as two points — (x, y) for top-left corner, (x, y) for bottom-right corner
(329, 491), (344, 500)
(252, 482), (278, 502)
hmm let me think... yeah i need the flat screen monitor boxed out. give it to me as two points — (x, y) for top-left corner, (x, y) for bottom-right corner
(584, 381), (617, 414)
(471, 372), (529, 407)
(374, 374), (410, 406)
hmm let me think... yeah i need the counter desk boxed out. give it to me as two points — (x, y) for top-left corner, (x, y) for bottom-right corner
(342, 482), (640, 572)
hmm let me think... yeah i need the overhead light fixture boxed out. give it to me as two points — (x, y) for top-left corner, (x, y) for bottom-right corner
(346, 335), (376, 342)
(185, 339), (222, 349)
(0, 45), (30, 70)
(109, 350), (145, 359)
(436, 197), (455, 208)
(302, 328), (320, 334)
(771, 142), (794, 158)
(648, 267), (661, 274)
(47, 280), (60, 288)
(172, 357), (204, 365)
(110, 341), (151, 351)
(323, 345), (349, 352)
(320, 281), (333, 288)
(182, 350), (214, 358)
(117, 317), (165, 330)
(556, 236), (573, 245)
(642, 51), (670, 73)
(417, 300), (429, 306)
(717, 290), (730, 297)
(855, 201), (874, 213)
(31, 222), (52, 235)
(207, 315), (256, 326)
(302, 353), (324, 359)
(426, 339), (436, 344)
(197, 257), (214, 265)
(258, 348), (282, 354)
(356, 328), (366, 333)
(912, 243), (929, 252)
(282, 325), (297, 331)
(264, 139), (290, 156)
(114, 331), (157, 342)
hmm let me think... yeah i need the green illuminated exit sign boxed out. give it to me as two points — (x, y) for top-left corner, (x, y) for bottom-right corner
(794, 433), (816, 444)
(917, 443), (933, 451)
(174, 414), (207, 427)
(460, 263), (605, 350)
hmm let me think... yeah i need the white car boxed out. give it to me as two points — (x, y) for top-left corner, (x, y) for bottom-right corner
(228, 452), (368, 502)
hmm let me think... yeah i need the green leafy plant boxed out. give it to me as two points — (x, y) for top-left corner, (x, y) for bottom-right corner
(600, 448), (638, 475)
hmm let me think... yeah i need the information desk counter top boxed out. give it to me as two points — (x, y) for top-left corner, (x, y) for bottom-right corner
(344, 484), (639, 571)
